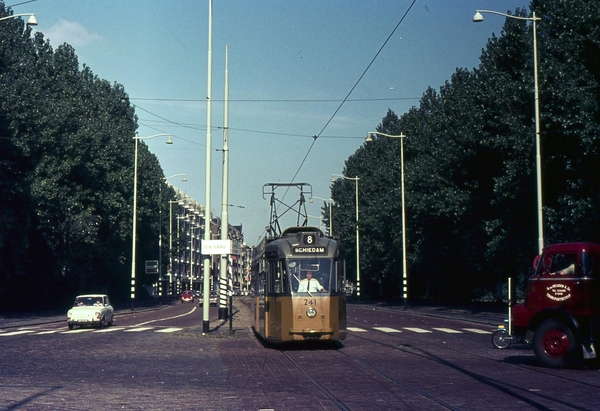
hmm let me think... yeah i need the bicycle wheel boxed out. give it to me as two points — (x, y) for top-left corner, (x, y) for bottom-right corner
(492, 329), (512, 349)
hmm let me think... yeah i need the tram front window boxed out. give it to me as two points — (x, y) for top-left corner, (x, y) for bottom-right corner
(289, 259), (332, 295)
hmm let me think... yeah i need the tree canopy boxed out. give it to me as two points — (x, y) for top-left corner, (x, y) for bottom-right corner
(332, 0), (600, 302)
(0, 3), (174, 311)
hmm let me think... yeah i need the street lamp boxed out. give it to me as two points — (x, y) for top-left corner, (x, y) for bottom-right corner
(161, 174), (187, 298)
(473, 9), (543, 254)
(331, 174), (360, 298)
(310, 196), (333, 236)
(168, 199), (180, 297)
(367, 131), (408, 310)
(131, 133), (173, 310)
(0, 13), (38, 26)
(202, 0), (214, 335)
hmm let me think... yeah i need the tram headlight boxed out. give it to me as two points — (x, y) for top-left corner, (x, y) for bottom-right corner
(306, 307), (317, 318)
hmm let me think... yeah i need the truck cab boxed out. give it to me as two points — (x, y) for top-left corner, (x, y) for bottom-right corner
(513, 242), (600, 367)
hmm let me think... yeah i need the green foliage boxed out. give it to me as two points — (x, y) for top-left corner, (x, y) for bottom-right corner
(0, 3), (170, 311)
(332, 0), (600, 301)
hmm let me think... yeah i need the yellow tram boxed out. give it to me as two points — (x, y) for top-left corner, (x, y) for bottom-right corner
(251, 226), (347, 343)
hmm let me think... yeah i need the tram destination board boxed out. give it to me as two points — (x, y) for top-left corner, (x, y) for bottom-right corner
(293, 246), (327, 254)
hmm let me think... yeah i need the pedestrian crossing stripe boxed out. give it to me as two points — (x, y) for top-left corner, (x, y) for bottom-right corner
(155, 327), (183, 333)
(95, 327), (127, 333)
(373, 327), (401, 333)
(347, 327), (367, 332)
(124, 327), (155, 332)
(62, 329), (94, 334)
(433, 328), (463, 333)
(462, 328), (492, 334)
(0, 330), (35, 336)
(0, 326), (185, 336)
(403, 327), (432, 333)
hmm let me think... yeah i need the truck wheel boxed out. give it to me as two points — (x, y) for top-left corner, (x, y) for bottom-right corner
(533, 319), (578, 368)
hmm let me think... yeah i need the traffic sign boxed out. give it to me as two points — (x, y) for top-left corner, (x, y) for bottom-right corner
(202, 240), (231, 255)
(145, 260), (158, 274)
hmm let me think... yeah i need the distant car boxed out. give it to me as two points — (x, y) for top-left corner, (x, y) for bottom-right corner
(67, 294), (114, 330)
(180, 290), (194, 303)
(198, 291), (219, 306)
(209, 291), (218, 306)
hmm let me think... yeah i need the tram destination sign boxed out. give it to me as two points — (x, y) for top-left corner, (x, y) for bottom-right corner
(293, 246), (327, 255)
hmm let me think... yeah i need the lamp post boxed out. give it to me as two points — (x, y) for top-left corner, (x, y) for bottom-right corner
(168, 199), (180, 297)
(473, 9), (543, 254)
(367, 132), (408, 310)
(0, 13), (38, 26)
(131, 133), (172, 311)
(202, 0), (213, 335)
(189, 225), (202, 290)
(219, 44), (230, 321)
(161, 174), (186, 298)
(307, 214), (325, 232)
(331, 174), (360, 299)
(309, 196), (333, 236)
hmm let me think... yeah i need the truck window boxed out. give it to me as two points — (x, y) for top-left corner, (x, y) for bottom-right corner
(543, 252), (577, 277)
(580, 252), (598, 278)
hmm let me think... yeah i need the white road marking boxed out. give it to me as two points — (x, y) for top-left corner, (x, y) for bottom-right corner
(462, 328), (492, 334)
(0, 330), (35, 336)
(95, 327), (126, 333)
(133, 307), (197, 327)
(347, 327), (367, 332)
(433, 328), (463, 333)
(373, 327), (402, 333)
(155, 327), (183, 333)
(403, 327), (432, 333)
(125, 327), (154, 332)
(62, 329), (94, 334)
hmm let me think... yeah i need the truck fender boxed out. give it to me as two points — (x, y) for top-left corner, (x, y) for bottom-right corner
(529, 308), (581, 342)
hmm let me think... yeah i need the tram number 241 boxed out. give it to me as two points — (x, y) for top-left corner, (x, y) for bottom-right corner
(304, 299), (317, 305)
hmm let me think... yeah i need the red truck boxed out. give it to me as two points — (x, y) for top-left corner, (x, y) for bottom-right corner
(512, 242), (600, 367)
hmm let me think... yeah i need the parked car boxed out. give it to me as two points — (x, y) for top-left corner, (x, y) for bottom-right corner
(67, 294), (114, 330)
(180, 290), (194, 303)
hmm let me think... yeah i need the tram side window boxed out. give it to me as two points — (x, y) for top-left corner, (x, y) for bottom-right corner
(268, 260), (289, 294)
(254, 271), (265, 295)
(335, 259), (345, 293)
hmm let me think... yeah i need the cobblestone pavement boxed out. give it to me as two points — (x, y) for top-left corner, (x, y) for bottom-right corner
(0, 299), (519, 411)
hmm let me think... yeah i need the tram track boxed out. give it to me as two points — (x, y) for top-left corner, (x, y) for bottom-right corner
(347, 314), (600, 389)
(241, 296), (598, 409)
(279, 346), (462, 411)
(346, 322), (599, 411)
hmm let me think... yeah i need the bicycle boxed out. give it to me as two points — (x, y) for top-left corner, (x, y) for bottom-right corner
(491, 320), (512, 349)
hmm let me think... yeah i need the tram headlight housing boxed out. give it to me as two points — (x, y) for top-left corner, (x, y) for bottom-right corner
(306, 307), (317, 318)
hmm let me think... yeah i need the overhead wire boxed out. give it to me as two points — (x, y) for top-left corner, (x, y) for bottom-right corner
(286, 0), (418, 188)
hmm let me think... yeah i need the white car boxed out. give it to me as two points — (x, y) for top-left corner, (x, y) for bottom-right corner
(67, 294), (114, 330)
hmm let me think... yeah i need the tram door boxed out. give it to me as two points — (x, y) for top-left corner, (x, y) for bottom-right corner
(265, 259), (283, 339)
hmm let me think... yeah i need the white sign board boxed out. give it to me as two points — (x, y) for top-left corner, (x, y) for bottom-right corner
(202, 239), (232, 255)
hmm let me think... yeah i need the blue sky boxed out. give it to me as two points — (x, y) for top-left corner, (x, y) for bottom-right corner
(10, 0), (529, 245)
